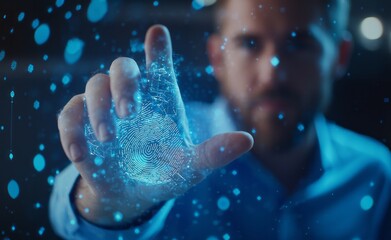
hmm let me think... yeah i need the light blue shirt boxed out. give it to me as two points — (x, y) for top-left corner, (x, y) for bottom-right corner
(50, 98), (391, 239)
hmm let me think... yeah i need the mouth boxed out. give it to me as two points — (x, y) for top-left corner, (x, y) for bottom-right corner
(252, 97), (293, 113)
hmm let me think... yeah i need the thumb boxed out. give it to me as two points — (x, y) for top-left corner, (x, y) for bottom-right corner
(193, 131), (254, 171)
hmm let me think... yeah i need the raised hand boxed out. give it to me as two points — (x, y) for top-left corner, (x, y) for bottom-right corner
(57, 25), (253, 227)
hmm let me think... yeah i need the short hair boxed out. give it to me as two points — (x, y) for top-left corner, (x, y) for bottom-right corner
(212, 0), (350, 41)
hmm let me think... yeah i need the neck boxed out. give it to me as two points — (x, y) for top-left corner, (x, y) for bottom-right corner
(252, 124), (317, 194)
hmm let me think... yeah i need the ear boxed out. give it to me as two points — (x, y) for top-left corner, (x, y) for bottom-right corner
(334, 31), (353, 79)
(207, 34), (225, 82)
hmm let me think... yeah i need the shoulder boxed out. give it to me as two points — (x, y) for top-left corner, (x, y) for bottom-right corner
(328, 122), (391, 177)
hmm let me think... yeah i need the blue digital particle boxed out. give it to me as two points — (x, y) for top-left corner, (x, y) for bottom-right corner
(192, 0), (203, 10)
(270, 56), (280, 67)
(207, 236), (219, 240)
(27, 64), (34, 73)
(47, 176), (55, 185)
(11, 60), (17, 71)
(113, 211), (123, 222)
(9, 152), (14, 160)
(87, 0), (108, 23)
(134, 228), (140, 234)
(8, 179), (20, 199)
(33, 153), (46, 172)
(360, 195), (373, 211)
(11, 225), (16, 231)
(10, 90), (15, 98)
(62, 74), (72, 85)
(297, 123), (305, 132)
(153, 1), (159, 7)
(56, 0), (65, 8)
(32, 19), (40, 29)
(64, 38), (84, 64)
(217, 196), (230, 211)
(233, 188), (241, 196)
(34, 24), (50, 45)
(232, 170), (237, 176)
(38, 226), (45, 236)
(0, 50), (5, 61)
(95, 34), (100, 40)
(223, 233), (230, 240)
(18, 12), (25, 22)
(76, 4), (82, 11)
(257, 195), (262, 201)
(50, 83), (57, 92)
(39, 144), (45, 151)
(65, 11), (72, 20)
(251, 128), (256, 134)
(94, 157), (103, 166)
(205, 65), (214, 75)
(291, 31), (297, 38)
(48, 7), (53, 13)
(43, 54), (49, 61)
(219, 146), (225, 152)
(35, 202), (41, 208)
(33, 100), (40, 110)
(278, 112), (284, 120)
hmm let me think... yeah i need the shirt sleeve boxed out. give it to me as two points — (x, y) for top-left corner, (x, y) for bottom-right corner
(49, 164), (175, 240)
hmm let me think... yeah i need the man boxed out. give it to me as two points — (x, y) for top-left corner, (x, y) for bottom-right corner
(50, 0), (391, 239)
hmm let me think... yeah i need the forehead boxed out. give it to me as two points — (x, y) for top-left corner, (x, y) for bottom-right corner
(220, 0), (325, 36)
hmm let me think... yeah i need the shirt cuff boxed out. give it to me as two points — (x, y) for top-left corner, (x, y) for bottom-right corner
(49, 164), (175, 240)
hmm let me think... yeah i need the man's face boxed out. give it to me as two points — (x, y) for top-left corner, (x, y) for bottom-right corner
(209, 0), (343, 152)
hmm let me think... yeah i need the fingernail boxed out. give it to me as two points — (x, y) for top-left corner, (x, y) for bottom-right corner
(98, 122), (111, 142)
(119, 99), (130, 118)
(70, 144), (83, 162)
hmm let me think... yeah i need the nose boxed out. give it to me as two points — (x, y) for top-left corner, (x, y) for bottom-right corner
(256, 42), (279, 86)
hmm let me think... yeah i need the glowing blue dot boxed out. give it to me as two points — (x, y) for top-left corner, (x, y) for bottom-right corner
(223, 233), (230, 240)
(18, 12), (25, 22)
(38, 226), (45, 236)
(360, 195), (373, 211)
(33, 100), (40, 110)
(33, 153), (46, 172)
(34, 23), (50, 45)
(27, 64), (34, 73)
(194, 211), (200, 217)
(256, 195), (262, 201)
(232, 170), (237, 176)
(94, 157), (103, 166)
(39, 144), (45, 151)
(50, 83), (57, 93)
(76, 4), (82, 11)
(251, 128), (256, 134)
(233, 188), (241, 196)
(291, 31), (297, 38)
(153, 1), (159, 7)
(384, 98), (390, 103)
(47, 176), (55, 186)
(207, 236), (219, 240)
(220, 146), (225, 152)
(278, 112), (284, 120)
(297, 123), (305, 132)
(192, 0), (203, 10)
(9, 152), (14, 160)
(132, 30), (138, 36)
(65, 11), (72, 20)
(32, 19), (40, 29)
(84, 208), (90, 213)
(8, 179), (20, 199)
(0, 50), (5, 61)
(134, 228), (140, 234)
(10, 90), (15, 98)
(70, 219), (76, 225)
(62, 74), (72, 85)
(11, 225), (16, 231)
(47, 7), (53, 13)
(11, 60), (17, 71)
(270, 56), (280, 67)
(205, 65), (214, 75)
(87, 0), (108, 23)
(35, 202), (41, 208)
(64, 38), (85, 64)
(43, 54), (49, 61)
(95, 34), (100, 40)
(113, 211), (123, 222)
(217, 196), (230, 211)
(55, 0), (65, 8)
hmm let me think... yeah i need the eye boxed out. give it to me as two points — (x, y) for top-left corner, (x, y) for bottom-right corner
(239, 37), (259, 51)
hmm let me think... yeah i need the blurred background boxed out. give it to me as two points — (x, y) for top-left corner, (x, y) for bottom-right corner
(0, 0), (390, 239)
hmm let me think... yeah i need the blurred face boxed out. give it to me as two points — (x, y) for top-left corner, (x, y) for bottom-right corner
(210, 0), (343, 152)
